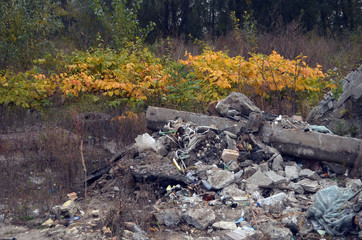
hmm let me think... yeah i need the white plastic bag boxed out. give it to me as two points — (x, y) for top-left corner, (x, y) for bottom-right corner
(135, 133), (158, 153)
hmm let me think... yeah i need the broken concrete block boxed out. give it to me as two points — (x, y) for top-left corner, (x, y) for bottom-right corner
(154, 209), (181, 227)
(243, 164), (259, 178)
(272, 154), (284, 171)
(287, 182), (304, 194)
(225, 226), (257, 240)
(212, 221), (237, 230)
(259, 220), (293, 240)
(208, 169), (235, 190)
(239, 160), (254, 168)
(259, 162), (270, 172)
(345, 178), (362, 191)
(60, 200), (77, 218)
(299, 169), (320, 181)
(183, 208), (216, 230)
(265, 171), (288, 184)
(215, 92), (261, 117)
(221, 184), (247, 202)
(247, 170), (273, 187)
(221, 149), (239, 162)
(298, 179), (320, 192)
(285, 166), (299, 180)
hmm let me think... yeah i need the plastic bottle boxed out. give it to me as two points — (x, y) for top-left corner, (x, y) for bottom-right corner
(257, 192), (287, 207)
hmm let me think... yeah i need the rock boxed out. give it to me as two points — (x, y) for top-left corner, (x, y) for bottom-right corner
(239, 160), (254, 168)
(281, 207), (303, 232)
(243, 164), (259, 178)
(60, 200), (77, 218)
(225, 226), (257, 240)
(285, 166), (299, 180)
(215, 92), (261, 117)
(221, 149), (239, 162)
(208, 169), (235, 189)
(259, 162), (270, 173)
(228, 161), (239, 171)
(212, 221), (237, 230)
(264, 171), (288, 184)
(183, 208), (216, 230)
(299, 169), (320, 181)
(221, 184), (247, 202)
(259, 220), (293, 240)
(154, 209), (181, 227)
(287, 182), (304, 194)
(307, 64), (362, 139)
(132, 232), (149, 240)
(247, 170), (273, 187)
(345, 178), (362, 191)
(272, 154), (284, 171)
(298, 179), (320, 192)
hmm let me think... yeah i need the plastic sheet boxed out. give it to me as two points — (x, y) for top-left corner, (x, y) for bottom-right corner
(306, 185), (357, 236)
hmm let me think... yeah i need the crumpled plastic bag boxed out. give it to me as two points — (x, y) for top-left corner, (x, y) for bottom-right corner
(135, 133), (159, 153)
(306, 185), (357, 236)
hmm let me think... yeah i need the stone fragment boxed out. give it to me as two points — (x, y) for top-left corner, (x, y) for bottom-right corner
(154, 209), (181, 227)
(259, 220), (293, 240)
(243, 164), (259, 178)
(285, 166), (299, 180)
(281, 207), (303, 232)
(239, 160), (254, 168)
(264, 171), (288, 184)
(212, 221), (237, 231)
(247, 170), (273, 187)
(225, 226), (257, 240)
(208, 169), (235, 189)
(60, 200), (77, 218)
(221, 184), (247, 202)
(298, 179), (320, 192)
(272, 154), (284, 171)
(287, 182), (304, 194)
(183, 208), (216, 230)
(228, 161), (239, 171)
(221, 149), (239, 162)
(345, 178), (362, 191)
(215, 92), (261, 117)
(259, 162), (270, 172)
(299, 169), (320, 181)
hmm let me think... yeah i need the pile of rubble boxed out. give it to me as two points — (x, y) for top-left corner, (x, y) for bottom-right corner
(4, 92), (361, 240)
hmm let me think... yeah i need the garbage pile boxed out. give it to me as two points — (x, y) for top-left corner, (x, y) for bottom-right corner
(124, 92), (362, 240)
(31, 92), (361, 240)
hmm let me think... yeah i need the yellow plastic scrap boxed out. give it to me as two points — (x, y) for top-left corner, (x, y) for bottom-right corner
(173, 158), (182, 172)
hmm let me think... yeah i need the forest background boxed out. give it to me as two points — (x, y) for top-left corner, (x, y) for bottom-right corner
(0, 0), (361, 117)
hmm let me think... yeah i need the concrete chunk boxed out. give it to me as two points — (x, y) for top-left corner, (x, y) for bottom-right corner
(247, 170), (273, 187)
(221, 149), (239, 162)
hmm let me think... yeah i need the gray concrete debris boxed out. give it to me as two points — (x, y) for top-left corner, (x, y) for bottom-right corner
(298, 179), (320, 193)
(299, 169), (320, 181)
(183, 208), (216, 230)
(272, 154), (284, 171)
(247, 170), (273, 187)
(259, 220), (293, 240)
(287, 182), (304, 194)
(225, 227), (257, 240)
(345, 178), (362, 191)
(285, 166), (299, 180)
(212, 221), (237, 230)
(264, 171), (288, 185)
(154, 209), (181, 227)
(208, 169), (235, 190)
(215, 92), (261, 118)
(60, 200), (78, 218)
